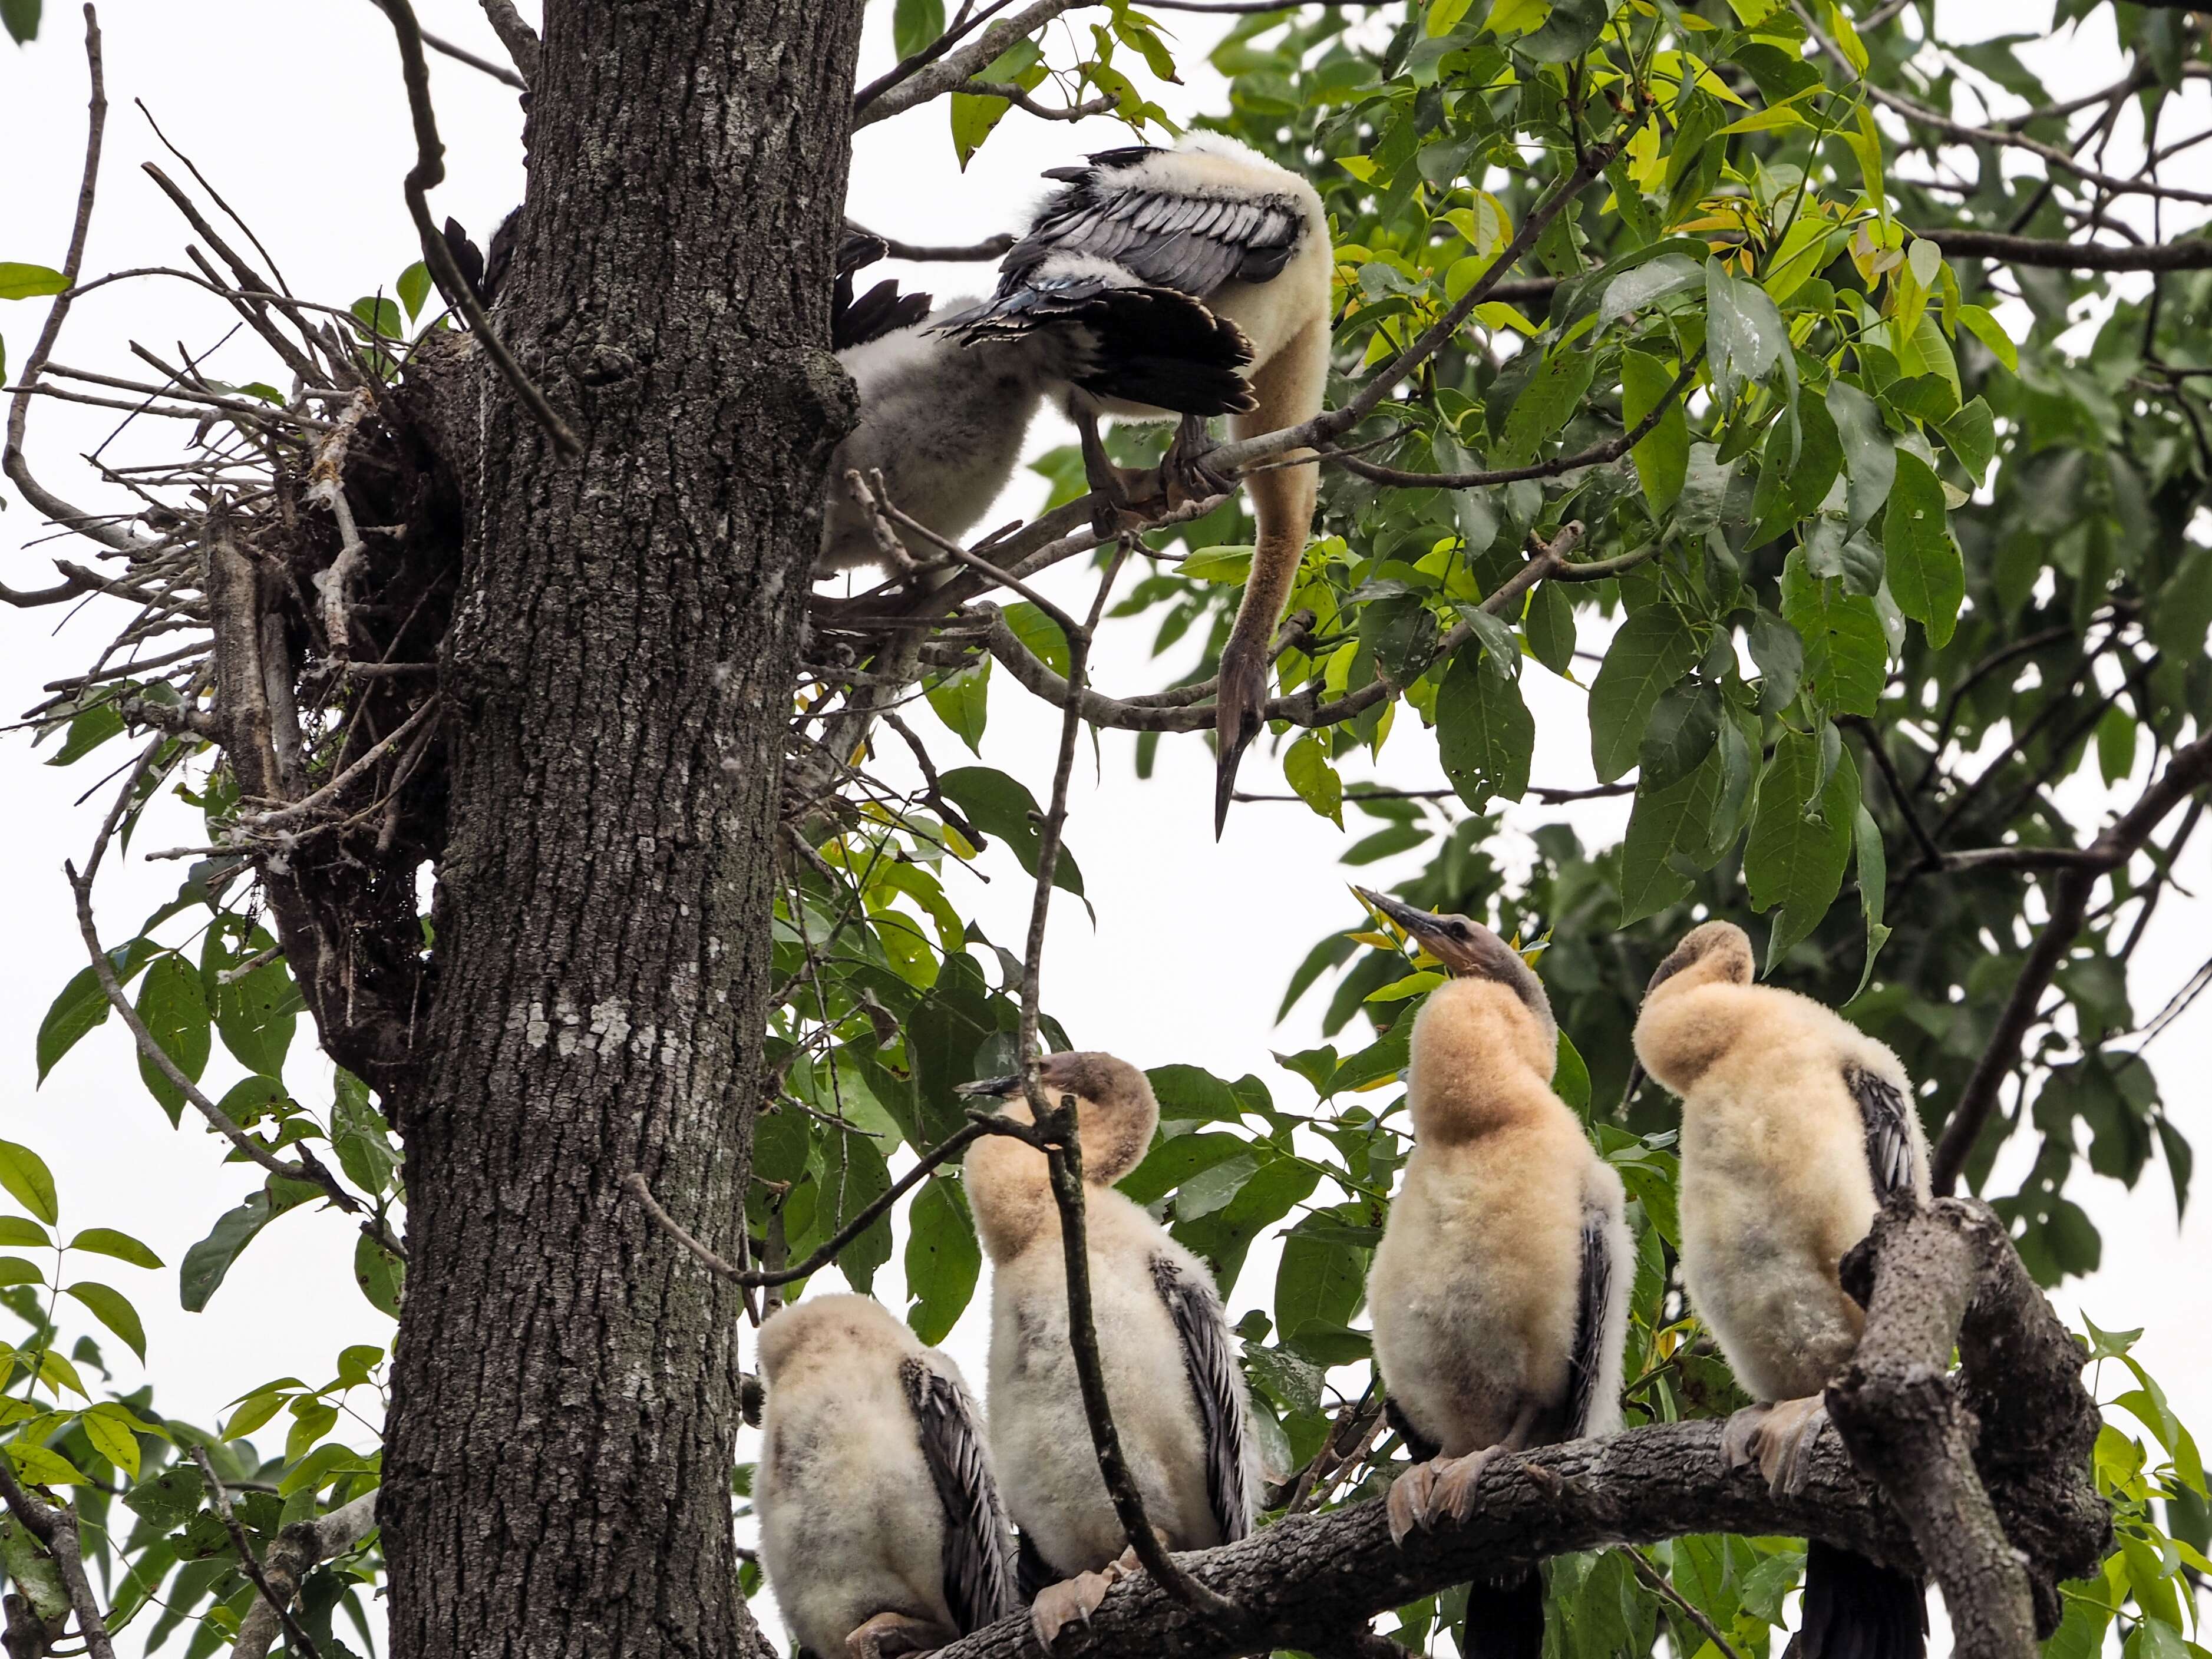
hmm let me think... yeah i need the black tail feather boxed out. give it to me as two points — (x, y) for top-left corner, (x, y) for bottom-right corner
(1797, 1541), (1927, 1659)
(1461, 1570), (1544, 1659)
(939, 282), (1254, 417)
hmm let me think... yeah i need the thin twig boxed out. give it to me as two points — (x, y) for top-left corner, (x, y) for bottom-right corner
(0, 1448), (114, 1659)
(1617, 1548), (1751, 1659)
(189, 1448), (325, 1659)
(368, 0), (580, 454)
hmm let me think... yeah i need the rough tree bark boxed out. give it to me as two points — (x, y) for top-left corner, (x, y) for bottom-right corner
(379, 5), (864, 1658)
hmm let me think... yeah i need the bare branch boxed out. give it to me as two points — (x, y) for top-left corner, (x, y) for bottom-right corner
(1930, 732), (2212, 1194)
(368, 0), (581, 454)
(473, 0), (539, 85)
(856, 0), (1092, 128)
(623, 1120), (993, 1287)
(961, 81), (1120, 120)
(1617, 1548), (1749, 1659)
(1927, 228), (2212, 270)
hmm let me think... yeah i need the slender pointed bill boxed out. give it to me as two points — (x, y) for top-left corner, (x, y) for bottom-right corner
(954, 1074), (1025, 1099)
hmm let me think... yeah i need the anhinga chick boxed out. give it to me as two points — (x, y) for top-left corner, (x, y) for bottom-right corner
(936, 135), (1333, 832)
(1355, 890), (1631, 1659)
(959, 1052), (1254, 1647)
(756, 1294), (1018, 1659)
(1632, 920), (1931, 1659)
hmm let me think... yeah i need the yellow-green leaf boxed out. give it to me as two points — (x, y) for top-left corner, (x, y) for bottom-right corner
(0, 1142), (57, 1226)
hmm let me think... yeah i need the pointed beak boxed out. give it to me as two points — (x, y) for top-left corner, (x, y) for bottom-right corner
(1212, 647), (1267, 841)
(1619, 1059), (1648, 1113)
(1353, 885), (1451, 951)
(955, 1074), (1024, 1101)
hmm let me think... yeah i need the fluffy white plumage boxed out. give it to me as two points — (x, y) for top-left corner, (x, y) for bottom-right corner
(962, 1053), (1254, 1581)
(1631, 921), (1932, 1402)
(755, 1294), (1010, 1659)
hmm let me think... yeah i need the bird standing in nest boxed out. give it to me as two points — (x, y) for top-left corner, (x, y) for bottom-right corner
(1630, 919), (1930, 1659)
(936, 134), (1333, 832)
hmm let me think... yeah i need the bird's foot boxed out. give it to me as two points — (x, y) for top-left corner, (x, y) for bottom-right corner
(846, 1612), (957, 1659)
(1155, 415), (1236, 510)
(1386, 1459), (1442, 1546)
(1424, 1445), (1504, 1528)
(1723, 1396), (1831, 1495)
(1029, 1561), (1128, 1649)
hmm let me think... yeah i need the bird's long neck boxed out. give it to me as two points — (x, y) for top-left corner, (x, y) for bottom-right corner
(1406, 979), (1558, 1146)
(962, 1095), (1147, 1261)
(1636, 961), (1751, 1094)
(1223, 316), (1328, 663)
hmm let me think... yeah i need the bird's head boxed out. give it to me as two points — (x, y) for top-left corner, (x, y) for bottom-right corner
(1621, 918), (1755, 1106)
(755, 1292), (904, 1388)
(1353, 887), (1557, 1076)
(956, 1050), (1160, 1185)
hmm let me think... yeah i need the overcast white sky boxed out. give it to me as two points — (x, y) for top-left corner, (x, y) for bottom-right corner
(1, 2), (2207, 1654)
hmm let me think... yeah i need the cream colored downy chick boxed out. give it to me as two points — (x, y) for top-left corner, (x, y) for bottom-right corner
(1355, 889), (1631, 1659)
(933, 134), (1333, 832)
(958, 1052), (1254, 1648)
(755, 1294), (1018, 1659)
(1630, 919), (1930, 1659)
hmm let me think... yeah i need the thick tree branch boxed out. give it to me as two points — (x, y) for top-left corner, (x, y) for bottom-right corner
(1927, 228), (2212, 270)
(190, 1448), (326, 1659)
(0, 1454), (114, 1659)
(846, 226), (1017, 263)
(473, 0), (538, 85)
(228, 1492), (381, 1659)
(855, 0), (1092, 128)
(1929, 732), (2212, 1194)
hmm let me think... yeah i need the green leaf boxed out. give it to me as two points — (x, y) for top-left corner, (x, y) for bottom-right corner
(63, 1281), (146, 1361)
(1957, 303), (2018, 373)
(210, 930), (297, 1079)
(1617, 750), (1721, 924)
(330, 1075), (399, 1199)
(396, 261), (432, 322)
(2097, 702), (2137, 786)
(926, 660), (990, 755)
(0, 262), (65, 300)
(893, 0), (946, 58)
(1587, 604), (1699, 782)
(1827, 381), (1896, 531)
(0, 1142), (57, 1227)
(1146, 1064), (1253, 1125)
(904, 1178), (980, 1345)
(1851, 804), (1891, 999)
(1518, 0), (1606, 60)
(1637, 681), (1720, 792)
(0, 1257), (42, 1288)
(2150, 543), (2212, 658)
(1622, 349), (1690, 513)
(0, 1219), (47, 1250)
(1283, 735), (1345, 827)
(123, 1464), (203, 1527)
(937, 766), (1084, 898)
(1937, 396), (1997, 485)
(1121, 1133), (1255, 1205)
(1781, 548), (1886, 718)
(354, 1230), (405, 1317)
(1745, 729), (1860, 967)
(1706, 257), (1785, 408)
(37, 938), (156, 1083)
(1002, 602), (1071, 678)
(46, 701), (122, 766)
(949, 38), (1043, 168)
(1599, 257), (1704, 332)
(1275, 1221), (1369, 1348)
(223, 1388), (289, 1442)
(1437, 647), (1534, 809)
(6, 1443), (83, 1488)
(824, 1130), (893, 1294)
(0, 1515), (67, 1621)
(1553, 1029), (1592, 1114)
(180, 1185), (312, 1313)
(134, 956), (211, 1123)
(67, 1227), (161, 1270)
(1746, 607), (1804, 715)
(1523, 581), (1577, 675)
(1497, 341), (1599, 465)
(1882, 451), (1963, 648)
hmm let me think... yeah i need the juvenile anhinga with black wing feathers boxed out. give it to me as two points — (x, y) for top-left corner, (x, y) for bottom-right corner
(959, 1052), (1255, 1647)
(1631, 920), (1932, 1659)
(1355, 890), (1630, 1659)
(755, 1294), (1018, 1659)
(937, 134), (1334, 832)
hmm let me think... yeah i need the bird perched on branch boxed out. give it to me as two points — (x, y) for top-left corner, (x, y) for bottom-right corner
(755, 1294), (1018, 1659)
(959, 1052), (1254, 1646)
(1354, 889), (1630, 1659)
(1629, 920), (1930, 1659)
(935, 134), (1333, 831)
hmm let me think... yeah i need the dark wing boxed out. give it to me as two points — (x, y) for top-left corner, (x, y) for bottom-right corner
(835, 230), (933, 352)
(937, 275), (1254, 415)
(1150, 1253), (1252, 1546)
(1564, 1203), (1616, 1440)
(1001, 151), (1305, 302)
(901, 1356), (1018, 1634)
(1383, 1396), (1442, 1465)
(1015, 1528), (1058, 1601)
(1844, 1064), (1918, 1205)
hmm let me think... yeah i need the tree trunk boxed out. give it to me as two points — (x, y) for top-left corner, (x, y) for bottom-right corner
(381, 4), (862, 1657)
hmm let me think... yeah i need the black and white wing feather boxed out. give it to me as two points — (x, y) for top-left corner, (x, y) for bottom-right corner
(901, 1356), (1018, 1635)
(1844, 1064), (1919, 1205)
(1009, 146), (1306, 300)
(835, 230), (933, 352)
(1564, 1202), (1617, 1440)
(1150, 1253), (1253, 1546)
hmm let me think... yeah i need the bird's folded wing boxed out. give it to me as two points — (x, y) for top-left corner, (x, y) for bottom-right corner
(1566, 1199), (1619, 1441)
(1844, 1063), (1919, 1204)
(902, 1356), (1019, 1632)
(1010, 167), (1305, 300)
(1150, 1252), (1253, 1544)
